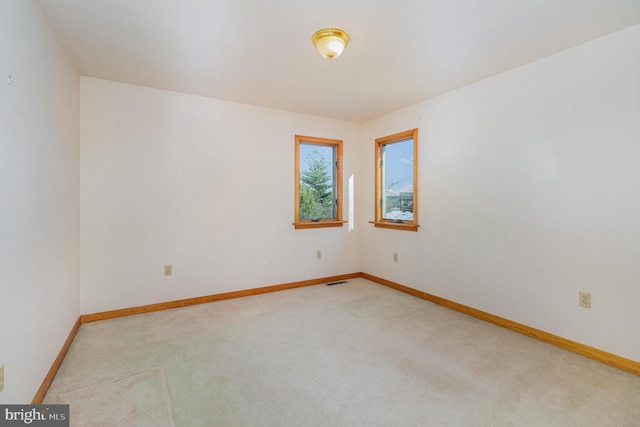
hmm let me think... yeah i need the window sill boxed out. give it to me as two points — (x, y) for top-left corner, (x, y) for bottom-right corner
(369, 221), (419, 232)
(293, 221), (346, 230)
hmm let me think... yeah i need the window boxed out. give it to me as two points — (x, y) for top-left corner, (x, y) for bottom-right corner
(373, 128), (419, 231)
(294, 135), (343, 229)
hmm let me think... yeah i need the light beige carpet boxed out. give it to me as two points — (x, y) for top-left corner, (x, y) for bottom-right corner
(59, 367), (175, 427)
(45, 279), (640, 426)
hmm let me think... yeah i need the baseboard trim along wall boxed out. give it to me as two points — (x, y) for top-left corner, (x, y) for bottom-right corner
(360, 273), (640, 376)
(33, 271), (639, 403)
(32, 317), (82, 404)
(79, 273), (361, 323)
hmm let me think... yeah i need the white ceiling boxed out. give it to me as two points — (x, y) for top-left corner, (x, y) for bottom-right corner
(39, 0), (640, 122)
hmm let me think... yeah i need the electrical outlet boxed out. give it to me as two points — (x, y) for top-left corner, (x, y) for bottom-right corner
(316, 250), (321, 259)
(393, 252), (398, 262)
(579, 291), (591, 308)
(0, 363), (4, 392)
(164, 265), (172, 276)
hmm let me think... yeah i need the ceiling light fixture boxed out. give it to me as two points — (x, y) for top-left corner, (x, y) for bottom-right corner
(311, 28), (350, 59)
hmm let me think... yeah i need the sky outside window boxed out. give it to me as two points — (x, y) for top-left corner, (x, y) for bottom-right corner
(299, 144), (334, 178)
(382, 138), (414, 219)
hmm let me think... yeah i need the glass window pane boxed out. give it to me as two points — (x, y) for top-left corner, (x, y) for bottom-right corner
(381, 137), (413, 221)
(299, 143), (335, 220)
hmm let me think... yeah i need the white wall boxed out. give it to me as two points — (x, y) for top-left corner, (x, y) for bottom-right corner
(80, 78), (362, 314)
(361, 24), (640, 361)
(0, 0), (80, 403)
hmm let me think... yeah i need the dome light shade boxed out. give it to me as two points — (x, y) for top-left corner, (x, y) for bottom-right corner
(312, 28), (350, 59)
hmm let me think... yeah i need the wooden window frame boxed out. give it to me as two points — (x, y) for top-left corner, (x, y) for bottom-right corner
(372, 128), (419, 232)
(294, 135), (344, 230)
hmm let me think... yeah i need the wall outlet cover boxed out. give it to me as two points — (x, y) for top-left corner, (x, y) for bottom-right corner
(579, 291), (591, 308)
